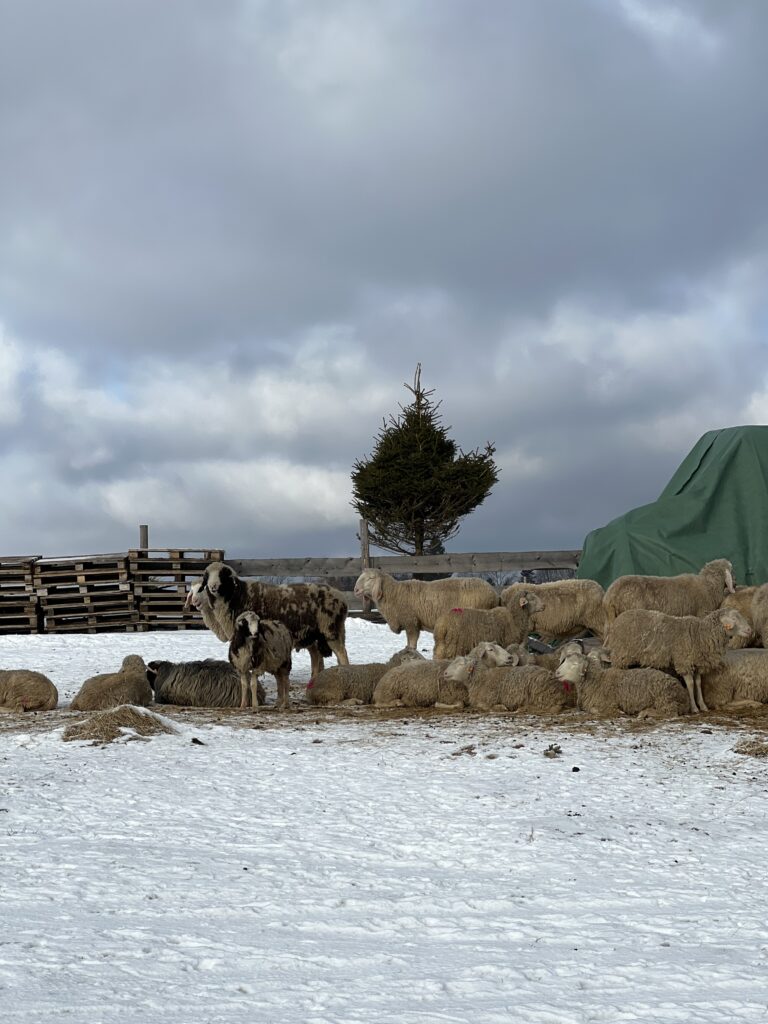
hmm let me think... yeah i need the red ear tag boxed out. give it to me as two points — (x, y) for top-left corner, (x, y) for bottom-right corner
(562, 681), (571, 692)
(307, 680), (314, 689)
(451, 608), (463, 614)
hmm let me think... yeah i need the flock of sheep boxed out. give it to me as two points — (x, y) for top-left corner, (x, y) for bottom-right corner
(3, 556), (768, 722)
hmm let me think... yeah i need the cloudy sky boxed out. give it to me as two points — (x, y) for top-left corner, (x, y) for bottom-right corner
(2, 0), (767, 559)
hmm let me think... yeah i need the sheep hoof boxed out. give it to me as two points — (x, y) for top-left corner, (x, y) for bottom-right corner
(340, 698), (364, 706)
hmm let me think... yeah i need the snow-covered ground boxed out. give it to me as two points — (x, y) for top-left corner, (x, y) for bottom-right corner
(2, 621), (768, 1024)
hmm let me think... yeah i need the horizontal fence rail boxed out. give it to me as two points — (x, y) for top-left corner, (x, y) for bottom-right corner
(0, 547), (582, 634)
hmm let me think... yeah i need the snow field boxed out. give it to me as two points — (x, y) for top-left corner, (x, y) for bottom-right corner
(1, 621), (767, 1023)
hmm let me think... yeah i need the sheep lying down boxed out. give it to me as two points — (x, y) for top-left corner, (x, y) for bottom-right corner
(306, 648), (424, 706)
(0, 669), (58, 713)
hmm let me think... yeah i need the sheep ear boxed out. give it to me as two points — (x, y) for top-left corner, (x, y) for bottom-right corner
(371, 577), (383, 603)
(509, 651), (520, 666)
(518, 595), (528, 608)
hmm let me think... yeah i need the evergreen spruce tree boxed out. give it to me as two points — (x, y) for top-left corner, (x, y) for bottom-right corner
(351, 365), (499, 555)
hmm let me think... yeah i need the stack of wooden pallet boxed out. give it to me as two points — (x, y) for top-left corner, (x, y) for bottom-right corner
(34, 554), (138, 634)
(0, 556), (41, 634)
(129, 548), (225, 630)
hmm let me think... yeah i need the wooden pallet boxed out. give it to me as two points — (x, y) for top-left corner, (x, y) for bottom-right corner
(0, 556), (39, 594)
(33, 555), (129, 589)
(135, 618), (208, 632)
(0, 612), (40, 634)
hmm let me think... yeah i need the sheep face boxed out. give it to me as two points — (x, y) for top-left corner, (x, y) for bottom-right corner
(235, 611), (261, 636)
(185, 581), (208, 611)
(353, 569), (384, 604)
(556, 653), (587, 687)
(469, 642), (516, 667)
(718, 607), (751, 640)
(201, 562), (237, 602)
(444, 656), (480, 684)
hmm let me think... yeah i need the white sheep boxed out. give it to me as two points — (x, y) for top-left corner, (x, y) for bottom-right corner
(432, 604), (531, 660)
(199, 562), (349, 678)
(503, 579), (606, 640)
(372, 642), (513, 709)
(0, 669), (58, 713)
(444, 653), (568, 714)
(720, 586), (758, 648)
(228, 611), (294, 710)
(748, 584), (768, 648)
(603, 558), (735, 622)
(70, 655), (151, 712)
(603, 606), (751, 714)
(700, 649), (768, 710)
(354, 568), (499, 650)
(555, 650), (689, 719)
(306, 648), (424, 706)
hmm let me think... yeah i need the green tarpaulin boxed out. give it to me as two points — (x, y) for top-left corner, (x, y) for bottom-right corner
(577, 425), (768, 589)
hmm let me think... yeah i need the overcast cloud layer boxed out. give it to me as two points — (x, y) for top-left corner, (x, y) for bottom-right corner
(1, 0), (767, 559)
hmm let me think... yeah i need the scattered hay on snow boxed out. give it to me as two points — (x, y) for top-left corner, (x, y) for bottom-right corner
(732, 738), (768, 758)
(62, 704), (179, 745)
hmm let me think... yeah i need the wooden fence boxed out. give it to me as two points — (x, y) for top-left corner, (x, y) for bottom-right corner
(0, 546), (581, 635)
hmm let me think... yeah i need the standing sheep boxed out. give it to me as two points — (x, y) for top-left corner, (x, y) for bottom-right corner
(432, 604), (531, 660)
(555, 650), (689, 719)
(748, 584), (768, 648)
(228, 611), (294, 710)
(700, 649), (768, 710)
(199, 562), (349, 678)
(354, 568), (498, 650)
(603, 607), (751, 714)
(147, 659), (266, 708)
(306, 648), (424, 706)
(70, 655), (151, 712)
(503, 580), (606, 639)
(0, 670), (58, 713)
(603, 558), (735, 622)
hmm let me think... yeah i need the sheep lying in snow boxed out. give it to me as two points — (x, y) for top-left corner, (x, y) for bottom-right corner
(603, 558), (735, 622)
(70, 655), (151, 712)
(720, 586), (758, 648)
(700, 649), (768, 710)
(199, 561), (349, 678)
(0, 670), (58, 712)
(503, 580), (606, 640)
(228, 611), (293, 710)
(432, 604), (531, 660)
(444, 654), (568, 714)
(306, 648), (424, 706)
(147, 659), (265, 708)
(372, 642), (513, 709)
(354, 568), (499, 650)
(556, 650), (688, 719)
(603, 607), (751, 714)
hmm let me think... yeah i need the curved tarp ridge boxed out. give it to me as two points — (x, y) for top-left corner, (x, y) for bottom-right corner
(577, 425), (768, 588)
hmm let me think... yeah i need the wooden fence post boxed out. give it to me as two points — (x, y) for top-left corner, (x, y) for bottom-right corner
(359, 519), (372, 618)
(139, 525), (149, 551)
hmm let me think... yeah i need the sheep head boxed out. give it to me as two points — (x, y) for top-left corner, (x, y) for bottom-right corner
(468, 641), (517, 666)
(717, 607), (751, 640)
(354, 568), (384, 604)
(201, 561), (237, 602)
(702, 558), (735, 595)
(121, 655), (146, 673)
(518, 590), (543, 612)
(555, 652), (587, 687)
(234, 611), (261, 637)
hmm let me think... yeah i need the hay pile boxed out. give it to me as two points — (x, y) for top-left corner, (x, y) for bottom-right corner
(63, 704), (178, 745)
(732, 737), (768, 758)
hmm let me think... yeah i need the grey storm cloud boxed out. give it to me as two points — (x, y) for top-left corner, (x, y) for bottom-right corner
(1, 0), (768, 557)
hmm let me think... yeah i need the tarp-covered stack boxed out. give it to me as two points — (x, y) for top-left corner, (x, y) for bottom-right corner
(577, 426), (768, 589)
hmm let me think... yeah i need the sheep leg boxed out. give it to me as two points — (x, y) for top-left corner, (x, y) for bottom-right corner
(308, 644), (325, 678)
(255, 679), (266, 706)
(239, 672), (251, 711)
(275, 669), (291, 710)
(328, 639), (350, 666)
(405, 626), (420, 649)
(249, 673), (264, 710)
(682, 673), (700, 714)
(694, 673), (708, 713)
